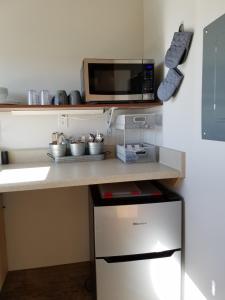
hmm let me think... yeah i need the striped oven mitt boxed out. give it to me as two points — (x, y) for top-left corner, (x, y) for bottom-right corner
(165, 31), (193, 69)
(157, 68), (184, 102)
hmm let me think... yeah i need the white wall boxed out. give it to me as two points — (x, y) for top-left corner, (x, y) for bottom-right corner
(144, 1), (225, 299)
(0, 0), (143, 149)
(0, 0), (144, 271)
(0, 0), (143, 99)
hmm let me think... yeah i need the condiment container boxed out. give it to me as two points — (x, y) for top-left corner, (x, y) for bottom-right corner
(49, 143), (66, 158)
(70, 142), (85, 156)
(1, 151), (9, 164)
(88, 142), (103, 155)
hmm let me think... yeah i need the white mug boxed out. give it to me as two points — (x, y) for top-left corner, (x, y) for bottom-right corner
(28, 90), (39, 105)
(0, 87), (8, 100)
(40, 90), (50, 105)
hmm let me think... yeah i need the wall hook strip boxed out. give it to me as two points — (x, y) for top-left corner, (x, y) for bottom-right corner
(179, 23), (184, 32)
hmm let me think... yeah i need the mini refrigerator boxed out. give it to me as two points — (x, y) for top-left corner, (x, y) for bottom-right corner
(89, 182), (182, 300)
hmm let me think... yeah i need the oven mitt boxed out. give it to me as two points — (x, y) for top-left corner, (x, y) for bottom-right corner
(157, 68), (184, 101)
(165, 31), (193, 69)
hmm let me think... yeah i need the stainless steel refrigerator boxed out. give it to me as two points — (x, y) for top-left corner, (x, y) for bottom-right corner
(89, 183), (182, 300)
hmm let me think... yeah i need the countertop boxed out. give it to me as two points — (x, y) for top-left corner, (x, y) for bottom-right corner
(0, 158), (181, 193)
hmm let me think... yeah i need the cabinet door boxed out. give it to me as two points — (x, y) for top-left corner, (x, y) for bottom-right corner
(0, 196), (7, 290)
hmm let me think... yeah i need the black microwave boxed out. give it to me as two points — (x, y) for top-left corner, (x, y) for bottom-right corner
(81, 58), (155, 103)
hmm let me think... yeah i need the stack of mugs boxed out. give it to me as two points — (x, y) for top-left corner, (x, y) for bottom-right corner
(28, 90), (82, 105)
(0, 87), (8, 103)
(28, 90), (51, 105)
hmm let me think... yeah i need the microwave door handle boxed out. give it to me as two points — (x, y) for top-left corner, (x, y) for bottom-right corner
(101, 249), (181, 263)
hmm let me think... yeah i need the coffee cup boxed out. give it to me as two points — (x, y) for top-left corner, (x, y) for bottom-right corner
(68, 90), (82, 105)
(54, 90), (68, 105)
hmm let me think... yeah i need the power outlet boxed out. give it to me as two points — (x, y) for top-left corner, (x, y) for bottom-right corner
(58, 114), (68, 129)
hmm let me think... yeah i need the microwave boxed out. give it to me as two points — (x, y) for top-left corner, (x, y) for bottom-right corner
(81, 58), (155, 102)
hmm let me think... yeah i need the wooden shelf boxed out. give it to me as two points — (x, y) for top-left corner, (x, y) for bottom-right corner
(0, 101), (162, 112)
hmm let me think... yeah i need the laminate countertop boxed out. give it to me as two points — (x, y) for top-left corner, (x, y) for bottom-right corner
(0, 158), (182, 193)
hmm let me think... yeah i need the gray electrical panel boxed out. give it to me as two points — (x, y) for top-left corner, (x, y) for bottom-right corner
(202, 14), (225, 141)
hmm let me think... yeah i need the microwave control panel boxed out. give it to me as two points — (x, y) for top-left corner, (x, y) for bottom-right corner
(143, 63), (154, 94)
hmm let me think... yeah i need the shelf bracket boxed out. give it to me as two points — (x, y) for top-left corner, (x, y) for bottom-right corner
(107, 107), (117, 134)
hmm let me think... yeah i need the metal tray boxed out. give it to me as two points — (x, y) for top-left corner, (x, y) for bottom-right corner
(47, 153), (105, 163)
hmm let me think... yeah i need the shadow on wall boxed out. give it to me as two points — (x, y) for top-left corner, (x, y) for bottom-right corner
(144, 0), (165, 90)
(184, 272), (208, 300)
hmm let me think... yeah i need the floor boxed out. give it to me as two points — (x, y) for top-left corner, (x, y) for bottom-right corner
(0, 262), (94, 300)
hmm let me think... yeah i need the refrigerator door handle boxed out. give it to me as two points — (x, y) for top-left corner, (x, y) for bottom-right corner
(100, 248), (181, 263)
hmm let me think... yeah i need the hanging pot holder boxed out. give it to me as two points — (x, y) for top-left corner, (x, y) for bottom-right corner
(157, 68), (184, 101)
(165, 31), (193, 69)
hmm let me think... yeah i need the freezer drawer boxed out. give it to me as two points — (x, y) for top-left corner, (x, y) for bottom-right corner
(96, 250), (181, 300)
(94, 201), (181, 257)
